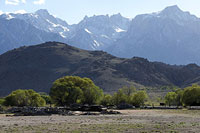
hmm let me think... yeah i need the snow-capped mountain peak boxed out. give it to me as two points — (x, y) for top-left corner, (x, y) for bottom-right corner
(3, 6), (200, 65)
(161, 5), (182, 14)
(109, 5), (200, 65)
(1, 14), (15, 20)
(0, 9), (72, 39)
(133, 5), (199, 27)
(67, 13), (131, 50)
(158, 5), (199, 22)
(35, 9), (50, 17)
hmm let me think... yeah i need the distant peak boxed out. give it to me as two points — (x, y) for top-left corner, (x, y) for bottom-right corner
(35, 9), (49, 16)
(111, 13), (122, 18)
(166, 5), (180, 9)
(161, 5), (182, 14)
(116, 13), (122, 16)
(83, 15), (89, 20)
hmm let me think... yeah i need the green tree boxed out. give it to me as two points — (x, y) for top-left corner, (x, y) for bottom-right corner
(121, 86), (136, 97)
(182, 84), (200, 106)
(112, 89), (128, 105)
(175, 89), (184, 106)
(100, 94), (113, 106)
(4, 89), (46, 107)
(40, 92), (52, 105)
(122, 86), (136, 103)
(165, 92), (178, 106)
(50, 76), (103, 106)
(131, 91), (148, 107)
(0, 98), (5, 106)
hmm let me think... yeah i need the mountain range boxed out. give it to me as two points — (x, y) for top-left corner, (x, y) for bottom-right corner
(0, 42), (200, 96)
(0, 9), (130, 53)
(0, 6), (200, 65)
(108, 5), (200, 65)
(1, 5), (200, 65)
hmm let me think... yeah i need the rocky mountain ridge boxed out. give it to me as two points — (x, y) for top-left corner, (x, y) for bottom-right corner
(1, 5), (200, 65)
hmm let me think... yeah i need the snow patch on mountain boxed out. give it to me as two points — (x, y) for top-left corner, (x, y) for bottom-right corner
(0, 11), (3, 15)
(6, 14), (15, 20)
(115, 27), (126, 32)
(85, 28), (92, 34)
(59, 32), (66, 38)
(101, 35), (110, 39)
(93, 40), (100, 47)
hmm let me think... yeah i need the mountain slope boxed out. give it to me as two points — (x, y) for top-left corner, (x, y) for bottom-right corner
(69, 14), (130, 50)
(0, 10), (71, 37)
(0, 42), (200, 96)
(1, 6), (200, 65)
(0, 18), (65, 54)
(0, 11), (130, 54)
(108, 5), (200, 65)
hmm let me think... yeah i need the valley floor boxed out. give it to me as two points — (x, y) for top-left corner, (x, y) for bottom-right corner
(0, 109), (200, 133)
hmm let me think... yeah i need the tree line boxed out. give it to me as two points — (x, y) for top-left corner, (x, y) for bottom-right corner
(0, 76), (200, 107)
(164, 84), (200, 106)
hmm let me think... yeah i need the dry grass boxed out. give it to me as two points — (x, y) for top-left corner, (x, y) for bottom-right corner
(0, 110), (200, 133)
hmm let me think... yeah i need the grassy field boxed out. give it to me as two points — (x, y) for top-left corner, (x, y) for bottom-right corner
(0, 109), (200, 133)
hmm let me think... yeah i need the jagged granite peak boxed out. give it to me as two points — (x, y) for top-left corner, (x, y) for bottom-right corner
(133, 5), (199, 24)
(0, 9), (131, 54)
(81, 14), (110, 25)
(2, 6), (200, 65)
(162, 5), (182, 13)
(0, 18), (66, 54)
(1, 9), (71, 39)
(111, 13), (122, 17)
(159, 5), (199, 22)
(68, 13), (131, 50)
(108, 5), (200, 65)
(0, 10), (67, 54)
(110, 13), (128, 22)
(83, 15), (89, 20)
(35, 9), (50, 16)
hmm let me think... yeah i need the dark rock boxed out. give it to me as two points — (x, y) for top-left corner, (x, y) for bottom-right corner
(5, 106), (109, 116)
(117, 103), (135, 109)
(160, 103), (166, 106)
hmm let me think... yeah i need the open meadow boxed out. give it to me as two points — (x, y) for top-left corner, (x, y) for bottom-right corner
(0, 109), (200, 133)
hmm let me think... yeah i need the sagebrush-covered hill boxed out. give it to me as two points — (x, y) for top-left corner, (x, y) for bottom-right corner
(0, 42), (200, 96)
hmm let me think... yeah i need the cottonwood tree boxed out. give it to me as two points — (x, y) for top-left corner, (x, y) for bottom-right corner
(4, 89), (46, 107)
(182, 84), (200, 106)
(50, 76), (103, 106)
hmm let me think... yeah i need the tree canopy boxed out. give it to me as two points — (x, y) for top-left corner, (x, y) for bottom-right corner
(165, 92), (178, 106)
(130, 91), (148, 107)
(182, 84), (200, 106)
(164, 84), (200, 106)
(4, 89), (46, 107)
(112, 89), (128, 105)
(50, 76), (103, 106)
(111, 87), (148, 107)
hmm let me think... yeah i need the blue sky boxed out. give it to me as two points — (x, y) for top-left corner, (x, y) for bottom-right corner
(0, 0), (200, 24)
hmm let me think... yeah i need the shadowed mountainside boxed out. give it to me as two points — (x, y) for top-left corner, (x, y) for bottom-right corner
(0, 42), (200, 96)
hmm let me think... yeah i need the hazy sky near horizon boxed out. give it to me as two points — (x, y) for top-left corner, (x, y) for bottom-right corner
(0, 0), (200, 24)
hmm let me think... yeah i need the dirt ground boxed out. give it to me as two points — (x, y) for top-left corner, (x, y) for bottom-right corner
(0, 109), (200, 133)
